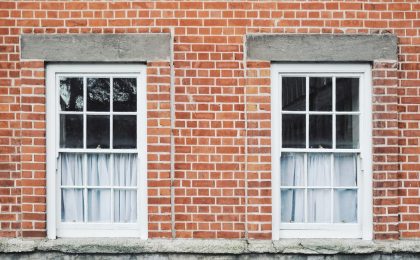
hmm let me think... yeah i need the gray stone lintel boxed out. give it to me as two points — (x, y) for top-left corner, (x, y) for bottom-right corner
(2, 238), (420, 255)
(246, 34), (398, 62)
(21, 34), (170, 62)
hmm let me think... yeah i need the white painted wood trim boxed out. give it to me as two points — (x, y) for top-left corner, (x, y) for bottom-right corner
(271, 69), (280, 240)
(46, 64), (57, 239)
(360, 64), (373, 240)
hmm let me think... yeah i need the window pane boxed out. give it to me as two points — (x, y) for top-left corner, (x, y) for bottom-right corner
(336, 78), (359, 111)
(88, 189), (111, 222)
(282, 114), (305, 148)
(60, 77), (83, 111)
(281, 189), (304, 223)
(334, 154), (357, 187)
(334, 189), (357, 223)
(114, 190), (137, 223)
(87, 154), (110, 186)
(282, 77), (305, 111)
(87, 78), (110, 111)
(60, 114), (83, 148)
(87, 115), (110, 149)
(308, 153), (331, 186)
(113, 78), (137, 112)
(61, 189), (84, 222)
(336, 115), (359, 149)
(114, 154), (137, 187)
(309, 115), (332, 148)
(113, 115), (136, 149)
(309, 77), (332, 111)
(61, 153), (84, 186)
(281, 153), (304, 186)
(308, 189), (331, 223)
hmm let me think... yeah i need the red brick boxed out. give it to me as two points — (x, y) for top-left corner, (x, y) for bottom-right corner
(0, 0), (416, 242)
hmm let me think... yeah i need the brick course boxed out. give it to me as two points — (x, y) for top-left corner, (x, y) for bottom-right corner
(0, 1), (419, 240)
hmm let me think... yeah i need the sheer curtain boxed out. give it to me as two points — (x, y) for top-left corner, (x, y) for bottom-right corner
(113, 154), (137, 223)
(307, 153), (331, 223)
(334, 154), (357, 223)
(280, 153), (358, 224)
(334, 154), (357, 186)
(61, 153), (137, 223)
(61, 153), (84, 222)
(280, 153), (304, 222)
(87, 154), (111, 222)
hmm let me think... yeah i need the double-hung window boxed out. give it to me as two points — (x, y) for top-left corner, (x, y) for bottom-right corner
(271, 64), (372, 239)
(46, 64), (147, 238)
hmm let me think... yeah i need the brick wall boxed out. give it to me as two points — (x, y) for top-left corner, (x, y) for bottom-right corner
(0, 1), (419, 240)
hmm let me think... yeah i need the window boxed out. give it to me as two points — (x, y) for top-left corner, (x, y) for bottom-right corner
(271, 64), (372, 239)
(46, 64), (147, 238)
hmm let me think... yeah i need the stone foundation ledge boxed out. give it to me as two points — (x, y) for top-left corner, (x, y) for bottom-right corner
(1, 238), (420, 255)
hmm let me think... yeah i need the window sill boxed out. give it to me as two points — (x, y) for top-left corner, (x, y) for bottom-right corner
(1, 238), (420, 255)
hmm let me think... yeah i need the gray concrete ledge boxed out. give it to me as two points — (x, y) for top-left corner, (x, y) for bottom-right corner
(1, 238), (420, 255)
(246, 34), (398, 62)
(21, 34), (170, 62)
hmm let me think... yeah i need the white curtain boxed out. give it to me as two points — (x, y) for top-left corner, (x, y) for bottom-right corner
(307, 154), (331, 222)
(334, 154), (357, 186)
(307, 189), (330, 223)
(334, 154), (357, 223)
(114, 154), (137, 186)
(334, 189), (357, 223)
(60, 153), (84, 222)
(281, 189), (304, 223)
(280, 153), (304, 186)
(280, 153), (304, 222)
(61, 153), (137, 223)
(87, 154), (110, 186)
(280, 153), (358, 224)
(87, 154), (111, 222)
(113, 154), (137, 223)
(308, 153), (331, 186)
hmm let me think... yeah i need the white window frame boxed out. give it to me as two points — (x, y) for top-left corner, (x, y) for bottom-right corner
(271, 63), (372, 240)
(46, 64), (148, 238)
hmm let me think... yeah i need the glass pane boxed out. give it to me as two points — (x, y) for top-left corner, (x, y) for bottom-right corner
(87, 115), (110, 149)
(87, 154), (111, 186)
(282, 77), (305, 111)
(309, 77), (332, 111)
(334, 154), (357, 187)
(113, 115), (137, 149)
(280, 153), (304, 186)
(281, 189), (304, 223)
(309, 115), (332, 148)
(334, 189), (357, 223)
(61, 153), (84, 186)
(88, 189), (111, 222)
(61, 189), (84, 222)
(336, 78), (359, 111)
(336, 115), (359, 149)
(282, 114), (305, 148)
(60, 77), (83, 111)
(114, 190), (137, 223)
(308, 189), (331, 223)
(113, 78), (137, 112)
(87, 78), (110, 111)
(308, 153), (331, 186)
(114, 154), (137, 186)
(60, 114), (83, 148)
